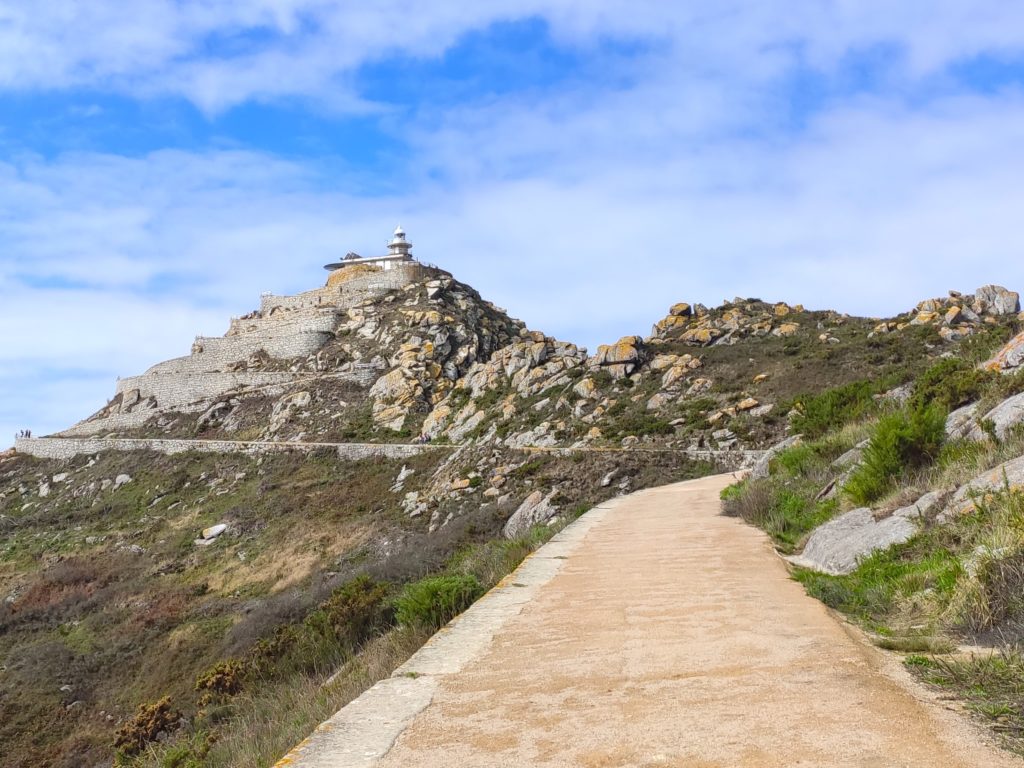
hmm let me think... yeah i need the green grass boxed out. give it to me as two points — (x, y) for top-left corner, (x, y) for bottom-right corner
(909, 651), (1024, 746)
(794, 543), (962, 623)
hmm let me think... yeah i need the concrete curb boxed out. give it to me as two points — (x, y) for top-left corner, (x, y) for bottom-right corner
(274, 495), (628, 767)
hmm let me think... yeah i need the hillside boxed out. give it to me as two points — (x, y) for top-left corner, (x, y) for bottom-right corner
(3, 257), (1024, 766)
(723, 320), (1024, 752)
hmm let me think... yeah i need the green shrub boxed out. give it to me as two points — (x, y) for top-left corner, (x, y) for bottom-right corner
(394, 574), (484, 629)
(910, 358), (992, 412)
(772, 443), (817, 477)
(790, 381), (878, 438)
(845, 405), (946, 505)
(321, 575), (393, 648)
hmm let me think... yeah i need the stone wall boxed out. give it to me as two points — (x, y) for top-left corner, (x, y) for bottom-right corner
(146, 329), (333, 376)
(259, 263), (427, 315)
(116, 371), (303, 408)
(226, 308), (338, 337)
(16, 437), (447, 461)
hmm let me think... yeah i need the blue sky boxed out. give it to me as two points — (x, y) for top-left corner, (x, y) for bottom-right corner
(2, 1), (1024, 444)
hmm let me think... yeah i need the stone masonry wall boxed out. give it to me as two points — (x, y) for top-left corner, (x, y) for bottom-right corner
(116, 372), (304, 409)
(227, 308), (338, 337)
(260, 263), (427, 314)
(16, 437), (446, 461)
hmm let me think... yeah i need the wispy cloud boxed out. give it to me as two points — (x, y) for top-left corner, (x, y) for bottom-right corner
(3, 2), (1024, 112)
(2, 2), (1024, 444)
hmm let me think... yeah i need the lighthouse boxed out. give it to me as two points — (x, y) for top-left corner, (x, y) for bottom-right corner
(386, 225), (413, 258)
(324, 225), (416, 273)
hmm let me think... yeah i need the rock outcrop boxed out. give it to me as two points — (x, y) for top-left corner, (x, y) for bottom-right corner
(789, 490), (948, 575)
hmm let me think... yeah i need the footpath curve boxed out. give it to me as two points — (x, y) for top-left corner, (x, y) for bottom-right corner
(285, 474), (1018, 766)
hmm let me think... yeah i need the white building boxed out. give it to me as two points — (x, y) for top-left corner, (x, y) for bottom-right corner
(324, 226), (416, 272)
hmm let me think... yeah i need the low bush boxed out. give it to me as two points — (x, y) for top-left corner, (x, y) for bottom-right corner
(394, 574), (484, 630)
(789, 380), (878, 438)
(845, 404), (946, 505)
(195, 660), (245, 704)
(910, 358), (993, 413)
(320, 575), (393, 648)
(114, 697), (182, 758)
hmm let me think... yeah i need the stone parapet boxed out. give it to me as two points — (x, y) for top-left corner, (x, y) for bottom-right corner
(15, 437), (449, 462)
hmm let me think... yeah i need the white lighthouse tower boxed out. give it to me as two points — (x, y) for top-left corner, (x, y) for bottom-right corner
(386, 225), (413, 258)
(324, 225), (417, 273)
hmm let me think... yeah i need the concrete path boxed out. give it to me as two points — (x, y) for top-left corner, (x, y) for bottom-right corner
(280, 474), (1020, 768)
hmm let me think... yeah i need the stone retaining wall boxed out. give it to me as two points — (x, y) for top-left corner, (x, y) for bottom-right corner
(15, 437), (447, 462)
(116, 371), (304, 409)
(18, 436), (761, 469)
(259, 264), (426, 315)
(227, 308), (338, 337)
(146, 329), (332, 376)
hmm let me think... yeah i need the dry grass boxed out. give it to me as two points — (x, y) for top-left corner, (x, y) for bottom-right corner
(188, 626), (430, 768)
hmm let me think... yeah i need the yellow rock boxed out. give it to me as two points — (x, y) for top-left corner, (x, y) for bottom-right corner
(669, 302), (692, 317)
(650, 354), (680, 372)
(773, 303), (791, 317)
(680, 328), (720, 345)
(737, 397), (759, 411)
(655, 315), (689, 334)
(595, 336), (643, 365)
(793, 304), (805, 312)
(586, 427), (603, 440)
(450, 478), (471, 491)
(944, 306), (962, 325)
(753, 373), (769, 383)
(574, 377), (597, 399)
(910, 311), (939, 325)
(422, 404), (452, 436)
(661, 365), (689, 390)
(773, 323), (800, 337)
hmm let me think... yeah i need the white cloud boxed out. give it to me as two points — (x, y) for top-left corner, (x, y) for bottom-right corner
(4, 2), (1024, 445)
(2, 2), (1024, 112)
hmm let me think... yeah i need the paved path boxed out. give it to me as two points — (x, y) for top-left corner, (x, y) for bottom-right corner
(281, 475), (1019, 768)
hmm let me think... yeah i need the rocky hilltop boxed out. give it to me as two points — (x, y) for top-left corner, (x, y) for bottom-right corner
(4, 250), (1024, 767)
(34, 262), (1024, 457)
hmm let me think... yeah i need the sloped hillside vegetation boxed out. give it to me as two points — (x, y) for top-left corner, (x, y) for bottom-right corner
(723, 320), (1024, 751)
